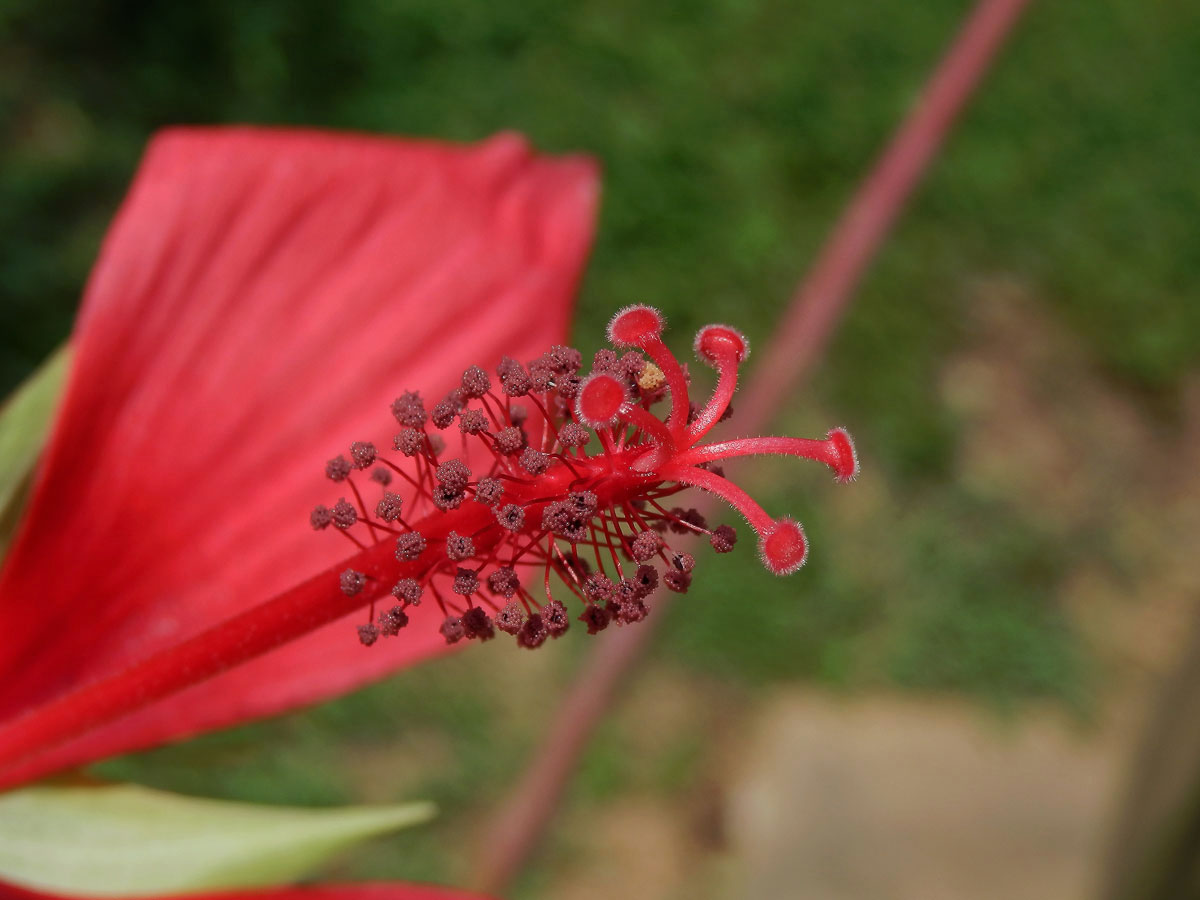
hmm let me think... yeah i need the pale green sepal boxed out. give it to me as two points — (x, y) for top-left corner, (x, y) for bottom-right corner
(0, 782), (436, 896)
(0, 344), (70, 559)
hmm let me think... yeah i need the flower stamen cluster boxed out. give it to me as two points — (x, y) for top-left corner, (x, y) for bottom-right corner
(311, 306), (858, 648)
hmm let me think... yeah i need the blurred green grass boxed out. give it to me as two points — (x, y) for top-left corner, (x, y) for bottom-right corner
(4, 0), (1197, 891)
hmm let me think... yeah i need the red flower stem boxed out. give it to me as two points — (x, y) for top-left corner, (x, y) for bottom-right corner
(644, 499), (709, 535)
(597, 429), (617, 456)
(738, 0), (1036, 431)
(0, 499), (501, 787)
(348, 478), (383, 543)
(0, 539), (390, 788)
(641, 337), (691, 441)
(686, 355), (739, 443)
(616, 404), (675, 456)
(673, 435), (840, 471)
(658, 464), (773, 535)
(525, 393), (560, 452)
(471, 0), (1034, 892)
(379, 457), (422, 491)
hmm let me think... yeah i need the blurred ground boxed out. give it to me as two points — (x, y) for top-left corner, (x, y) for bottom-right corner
(731, 691), (1112, 900)
(4, 0), (1199, 897)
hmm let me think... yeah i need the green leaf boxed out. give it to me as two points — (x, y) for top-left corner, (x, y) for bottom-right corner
(0, 783), (436, 897)
(0, 345), (70, 560)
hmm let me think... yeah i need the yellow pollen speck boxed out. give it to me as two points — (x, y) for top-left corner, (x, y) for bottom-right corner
(638, 362), (665, 392)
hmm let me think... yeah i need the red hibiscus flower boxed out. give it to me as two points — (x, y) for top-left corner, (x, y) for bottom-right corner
(0, 130), (854, 900)
(0, 125), (855, 805)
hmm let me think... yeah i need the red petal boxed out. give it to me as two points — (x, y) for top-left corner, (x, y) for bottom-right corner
(0, 882), (494, 900)
(0, 128), (598, 782)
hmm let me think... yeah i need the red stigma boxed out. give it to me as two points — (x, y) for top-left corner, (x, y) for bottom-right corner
(694, 323), (750, 365)
(759, 518), (808, 575)
(826, 427), (860, 483)
(576, 373), (628, 427)
(607, 305), (665, 347)
(313, 307), (858, 648)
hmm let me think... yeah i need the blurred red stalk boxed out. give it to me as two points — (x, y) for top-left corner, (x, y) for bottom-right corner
(472, 0), (1035, 892)
(741, 0), (1035, 427)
